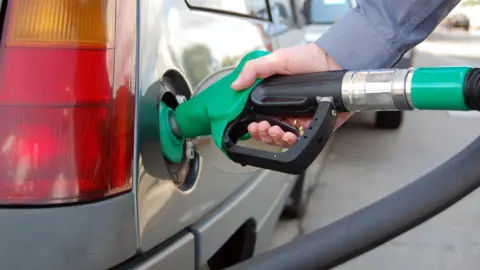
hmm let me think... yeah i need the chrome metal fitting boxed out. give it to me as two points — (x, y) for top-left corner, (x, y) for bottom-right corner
(186, 140), (195, 160)
(341, 68), (416, 112)
(176, 95), (187, 104)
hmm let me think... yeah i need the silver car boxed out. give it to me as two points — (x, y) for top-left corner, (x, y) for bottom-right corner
(0, 0), (328, 269)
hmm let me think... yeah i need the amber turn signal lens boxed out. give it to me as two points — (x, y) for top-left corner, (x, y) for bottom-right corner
(7, 0), (115, 48)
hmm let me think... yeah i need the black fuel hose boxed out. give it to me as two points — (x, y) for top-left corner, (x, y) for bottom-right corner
(226, 136), (480, 270)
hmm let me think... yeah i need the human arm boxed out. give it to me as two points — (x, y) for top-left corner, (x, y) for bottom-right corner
(231, 0), (461, 147)
(315, 0), (461, 70)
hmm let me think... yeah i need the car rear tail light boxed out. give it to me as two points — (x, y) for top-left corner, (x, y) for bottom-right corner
(0, 0), (136, 204)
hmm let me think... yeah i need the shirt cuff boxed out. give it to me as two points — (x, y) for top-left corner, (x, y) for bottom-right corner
(314, 9), (403, 70)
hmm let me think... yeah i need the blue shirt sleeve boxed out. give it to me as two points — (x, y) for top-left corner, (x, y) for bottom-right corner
(314, 0), (461, 69)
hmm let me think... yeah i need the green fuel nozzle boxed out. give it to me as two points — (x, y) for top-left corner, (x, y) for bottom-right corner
(160, 50), (480, 175)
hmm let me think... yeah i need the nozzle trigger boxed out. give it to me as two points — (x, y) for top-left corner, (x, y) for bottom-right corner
(222, 101), (337, 175)
(229, 113), (301, 140)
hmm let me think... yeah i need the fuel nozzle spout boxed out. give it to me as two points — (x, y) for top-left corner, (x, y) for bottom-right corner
(167, 111), (182, 138)
(158, 101), (185, 164)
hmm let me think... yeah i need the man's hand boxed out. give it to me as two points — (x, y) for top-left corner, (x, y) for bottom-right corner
(231, 43), (353, 148)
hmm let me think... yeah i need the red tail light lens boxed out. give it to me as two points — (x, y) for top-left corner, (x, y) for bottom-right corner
(0, 0), (136, 204)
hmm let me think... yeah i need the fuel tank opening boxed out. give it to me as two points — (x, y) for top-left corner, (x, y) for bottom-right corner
(158, 85), (200, 191)
(158, 99), (184, 164)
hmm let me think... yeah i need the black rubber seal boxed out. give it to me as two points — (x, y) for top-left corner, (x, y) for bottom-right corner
(226, 136), (480, 270)
(464, 68), (480, 111)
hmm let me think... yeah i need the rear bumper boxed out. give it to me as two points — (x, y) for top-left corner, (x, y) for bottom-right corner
(0, 193), (137, 270)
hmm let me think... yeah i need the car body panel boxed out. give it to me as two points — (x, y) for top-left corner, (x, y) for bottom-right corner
(190, 170), (293, 267)
(116, 232), (196, 270)
(136, 0), (294, 253)
(0, 193), (137, 270)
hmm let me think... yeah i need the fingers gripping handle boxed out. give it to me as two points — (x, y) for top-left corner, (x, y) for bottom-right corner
(222, 101), (338, 175)
(220, 71), (343, 174)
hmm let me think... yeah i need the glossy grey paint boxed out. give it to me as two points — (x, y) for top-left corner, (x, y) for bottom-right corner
(136, 0), (294, 252)
(135, 0), (332, 262)
(0, 193), (137, 270)
(190, 170), (294, 267)
(124, 232), (196, 270)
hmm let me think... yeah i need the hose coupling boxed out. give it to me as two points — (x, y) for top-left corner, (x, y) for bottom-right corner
(341, 68), (416, 112)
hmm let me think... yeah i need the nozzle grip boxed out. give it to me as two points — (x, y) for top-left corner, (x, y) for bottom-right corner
(250, 71), (348, 115)
(222, 101), (337, 175)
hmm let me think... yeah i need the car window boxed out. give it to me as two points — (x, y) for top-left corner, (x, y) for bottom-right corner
(259, 0), (296, 37)
(186, 0), (270, 20)
(270, 0), (295, 26)
(306, 0), (351, 24)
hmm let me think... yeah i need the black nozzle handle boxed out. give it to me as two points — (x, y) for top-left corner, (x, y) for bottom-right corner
(249, 70), (348, 115)
(226, 136), (480, 270)
(223, 101), (337, 175)
(221, 71), (348, 174)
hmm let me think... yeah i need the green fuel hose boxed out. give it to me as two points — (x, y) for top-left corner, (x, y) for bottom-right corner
(336, 66), (480, 112)
(413, 66), (480, 111)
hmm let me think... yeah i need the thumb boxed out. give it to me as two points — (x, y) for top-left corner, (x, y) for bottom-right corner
(231, 66), (257, 91)
(231, 53), (286, 91)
